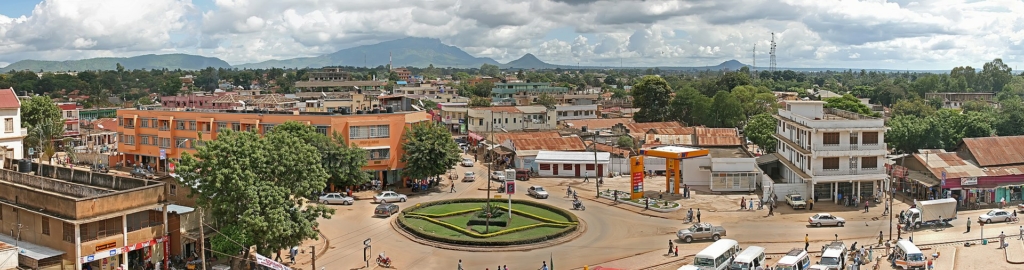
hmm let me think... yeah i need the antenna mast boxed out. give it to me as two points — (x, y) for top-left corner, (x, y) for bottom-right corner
(752, 44), (757, 80)
(769, 33), (777, 73)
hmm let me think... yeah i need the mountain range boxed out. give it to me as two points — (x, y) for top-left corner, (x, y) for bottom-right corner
(0, 37), (943, 73)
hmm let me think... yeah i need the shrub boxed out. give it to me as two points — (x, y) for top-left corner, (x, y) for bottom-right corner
(397, 198), (580, 246)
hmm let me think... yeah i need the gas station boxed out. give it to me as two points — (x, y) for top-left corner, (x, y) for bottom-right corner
(629, 145), (710, 200)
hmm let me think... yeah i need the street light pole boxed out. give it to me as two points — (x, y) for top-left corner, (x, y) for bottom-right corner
(486, 110), (493, 233)
(591, 131), (600, 197)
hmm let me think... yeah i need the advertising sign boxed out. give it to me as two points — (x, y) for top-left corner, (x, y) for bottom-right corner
(159, 149), (166, 160)
(961, 177), (978, 186)
(629, 156), (645, 200)
(506, 180), (516, 195)
(255, 253), (292, 270)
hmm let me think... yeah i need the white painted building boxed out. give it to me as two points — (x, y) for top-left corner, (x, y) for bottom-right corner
(554, 104), (599, 122)
(643, 146), (761, 192)
(534, 151), (610, 178)
(772, 101), (888, 202)
(0, 88), (26, 164)
(466, 106), (558, 133)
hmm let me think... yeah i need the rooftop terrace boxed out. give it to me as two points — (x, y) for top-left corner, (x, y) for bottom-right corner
(0, 164), (165, 220)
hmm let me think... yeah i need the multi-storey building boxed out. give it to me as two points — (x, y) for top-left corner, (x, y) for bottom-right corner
(490, 83), (569, 105)
(554, 104), (599, 123)
(115, 107), (431, 187)
(393, 68), (412, 82)
(58, 103), (82, 138)
(924, 92), (997, 109)
(465, 106), (557, 134)
(160, 92), (233, 110)
(0, 89), (25, 164)
(0, 163), (169, 270)
(771, 101), (888, 202)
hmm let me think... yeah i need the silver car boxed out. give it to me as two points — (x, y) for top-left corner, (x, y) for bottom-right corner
(461, 158), (474, 167)
(373, 191), (408, 203)
(808, 213), (846, 227)
(319, 193), (354, 205)
(528, 186), (549, 199)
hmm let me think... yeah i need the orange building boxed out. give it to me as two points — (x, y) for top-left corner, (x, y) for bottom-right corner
(115, 108), (431, 187)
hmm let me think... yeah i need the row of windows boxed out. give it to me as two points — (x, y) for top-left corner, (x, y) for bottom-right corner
(711, 172), (759, 189)
(349, 125), (390, 139)
(538, 164), (596, 170)
(816, 132), (881, 145)
(821, 157), (878, 170)
(368, 149), (390, 160)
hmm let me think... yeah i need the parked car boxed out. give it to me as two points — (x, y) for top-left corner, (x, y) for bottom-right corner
(676, 223), (727, 243)
(527, 186), (549, 199)
(461, 158), (474, 167)
(373, 191), (408, 203)
(515, 168), (531, 180)
(786, 194), (807, 209)
(374, 203), (400, 217)
(490, 171), (506, 181)
(980, 209), (1014, 223)
(319, 193), (354, 205)
(808, 213), (846, 227)
(130, 168), (156, 179)
(1018, 203), (1024, 213)
(463, 171), (476, 182)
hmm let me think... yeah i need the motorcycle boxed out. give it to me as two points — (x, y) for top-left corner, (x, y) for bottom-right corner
(376, 252), (392, 267)
(572, 200), (586, 211)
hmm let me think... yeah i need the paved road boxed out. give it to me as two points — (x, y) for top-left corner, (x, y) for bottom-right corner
(305, 159), (1024, 270)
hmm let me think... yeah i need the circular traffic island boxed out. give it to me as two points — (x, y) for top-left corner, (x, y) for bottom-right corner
(395, 198), (582, 251)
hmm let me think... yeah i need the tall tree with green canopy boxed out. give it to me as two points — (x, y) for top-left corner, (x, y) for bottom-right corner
(535, 93), (557, 107)
(668, 86), (711, 126)
(401, 122), (461, 180)
(744, 113), (778, 153)
(731, 85), (778, 120)
(995, 96), (1024, 136)
(707, 91), (744, 128)
(271, 121), (370, 188)
(824, 94), (880, 117)
(891, 99), (936, 118)
(21, 96), (64, 162)
(480, 64), (501, 77)
(631, 75), (673, 122)
(175, 129), (333, 258)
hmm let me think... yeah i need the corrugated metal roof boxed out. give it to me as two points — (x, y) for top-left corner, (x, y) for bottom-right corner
(914, 152), (984, 179)
(515, 105), (548, 114)
(492, 131), (560, 143)
(593, 143), (630, 157)
(0, 88), (20, 109)
(624, 122), (685, 132)
(961, 136), (1024, 167)
(479, 106), (522, 113)
(535, 151), (610, 163)
(564, 118), (634, 130)
(511, 137), (586, 151)
(648, 127), (694, 135)
(697, 135), (744, 146)
(645, 134), (693, 145)
(695, 127), (739, 136)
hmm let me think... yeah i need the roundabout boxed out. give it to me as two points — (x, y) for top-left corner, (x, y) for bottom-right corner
(395, 198), (583, 250)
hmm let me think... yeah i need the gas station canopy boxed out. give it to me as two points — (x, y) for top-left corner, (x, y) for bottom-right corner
(639, 145), (710, 159)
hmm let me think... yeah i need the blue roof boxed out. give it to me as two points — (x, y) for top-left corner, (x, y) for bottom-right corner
(397, 81), (408, 85)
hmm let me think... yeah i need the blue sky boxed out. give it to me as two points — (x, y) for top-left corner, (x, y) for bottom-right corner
(1, 0), (1023, 70)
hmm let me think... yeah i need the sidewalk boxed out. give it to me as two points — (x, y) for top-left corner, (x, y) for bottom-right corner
(1007, 237), (1024, 264)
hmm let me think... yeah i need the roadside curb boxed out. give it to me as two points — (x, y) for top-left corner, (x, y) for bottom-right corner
(596, 193), (681, 213)
(1006, 238), (1024, 264)
(388, 212), (588, 252)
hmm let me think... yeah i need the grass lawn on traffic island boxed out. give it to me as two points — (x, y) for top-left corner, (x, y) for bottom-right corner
(398, 200), (578, 245)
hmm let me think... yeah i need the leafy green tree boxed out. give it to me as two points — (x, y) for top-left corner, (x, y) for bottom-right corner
(995, 96), (1024, 136)
(480, 64), (501, 77)
(712, 72), (752, 95)
(604, 75), (617, 86)
(535, 93), (557, 107)
(668, 86), (711, 126)
(886, 115), (931, 154)
(210, 224), (252, 267)
(472, 81), (495, 97)
(401, 122), (461, 180)
(631, 75), (673, 122)
(610, 88), (628, 99)
(731, 85), (777, 119)
(824, 94), (879, 117)
(981, 58), (1013, 92)
(707, 91), (744, 127)
(272, 121), (370, 188)
(454, 72), (471, 81)
(175, 129), (333, 256)
(469, 96), (492, 107)
(891, 99), (936, 118)
(616, 135), (635, 149)
(744, 113), (778, 153)
(21, 96), (64, 161)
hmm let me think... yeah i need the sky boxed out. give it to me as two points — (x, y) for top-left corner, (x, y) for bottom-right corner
(2, 0), (1024, 70)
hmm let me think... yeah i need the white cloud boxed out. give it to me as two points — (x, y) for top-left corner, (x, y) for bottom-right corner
(0, 0), (1022, 70)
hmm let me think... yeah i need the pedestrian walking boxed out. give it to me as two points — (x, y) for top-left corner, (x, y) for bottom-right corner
(749, 199), (754, 211)
(884, 203), (890, 215)
(674, 246), (679, 257)
(1000, 231), (1007, 249)
(566, 187), (572, 197)
(804, 234), (809, 251)
(966, 218), (971, 233)
(503, 265), (507, 270)
(741, 197), (746, 210)
(683, 184), (689, 198)
(864, 200), (870, 213)
(687, 208), (694, 223)
(450, 180), (456, 193)
(669, 239), (674, 254)
(584, 172), (590, 182)
(645, 197), (650, 210)
(459, 259), (463, 270)
(768, 204), (774, 216)
(1019, 226), (1023, 240)
(697, 209), (702, 223)
(808, 199), (814, 211)
(878, 231), (884, 246)
(541, 261), (549, 270)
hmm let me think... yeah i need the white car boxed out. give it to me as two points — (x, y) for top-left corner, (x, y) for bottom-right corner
(461, 158), (474, 167)
(318, 193), (354, 205)
(980, 209), (1014, 223)
(527, 186), (549, 199)
(1017, 203), (1024, 213)
(490, 171), (506, 181)
(463, 171), (476, 182)
(808, 213), (846, 227)
(373, 191), (408, 203)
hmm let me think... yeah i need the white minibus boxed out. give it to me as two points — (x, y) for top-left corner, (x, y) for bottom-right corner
(728, 246), (766, 270)
(678, 239), (741, 270)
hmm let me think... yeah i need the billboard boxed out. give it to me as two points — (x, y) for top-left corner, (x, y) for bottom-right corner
(630, 156), (644, 200)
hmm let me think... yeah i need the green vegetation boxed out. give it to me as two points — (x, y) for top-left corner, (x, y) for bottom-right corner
(401, 122), (462, 180)
(397, 199), (579, 246)
(20, 96), (64, 162)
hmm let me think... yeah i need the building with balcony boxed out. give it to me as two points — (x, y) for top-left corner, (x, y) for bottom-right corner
(160, 92), (233, 110)
(0, 88), (25, 164)
(490, 83), (569, 105)
(466, 106), (557, 134)
(0, 163), (169, 270)
(308, 67), (352, 81)
(393, 68), (412, 82)
(114, 107), (431, 188)
(58, 103), (82, 138)
(554, 104), (599, 123)
(924, 92), (997, 109)
(770, 101), (888, 202)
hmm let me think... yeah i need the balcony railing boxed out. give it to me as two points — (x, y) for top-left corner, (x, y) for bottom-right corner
(812, 143), (887, 151)
(815, 167), (883, 176)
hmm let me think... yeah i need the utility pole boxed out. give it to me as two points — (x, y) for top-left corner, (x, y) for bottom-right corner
(199, 207), (207, 270)
(486, 110), (493, 232)
(310, 245), (316, 270)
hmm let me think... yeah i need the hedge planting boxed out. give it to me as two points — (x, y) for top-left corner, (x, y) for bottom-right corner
(397, 198), (580, 246)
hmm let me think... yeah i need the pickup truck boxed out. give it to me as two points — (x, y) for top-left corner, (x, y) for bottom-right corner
(787, 194), (807, 209)
(676, 223), (727, 243)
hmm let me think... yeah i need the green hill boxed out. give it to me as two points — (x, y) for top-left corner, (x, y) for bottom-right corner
(236, 37), (502, 69)
(0, 54), (231, 72)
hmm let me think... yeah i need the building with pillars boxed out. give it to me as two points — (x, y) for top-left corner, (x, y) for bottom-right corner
(114, 107), (431, 188)
(770, 101), (888, 202)
(0, 164), (169, 270)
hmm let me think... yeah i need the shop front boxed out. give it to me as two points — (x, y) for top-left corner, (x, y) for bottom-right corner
(80, 236), (169, 270)
(941, 175), (1024, 210)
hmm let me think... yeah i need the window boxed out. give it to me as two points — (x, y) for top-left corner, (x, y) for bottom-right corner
(861, 157), (878, 169)
(315, 126), (329, 136)
(170, 185), (177, 196)
(66, 111), (73, 118)
(175, 138), (188, 148)
(216, 122), (227, 132)
(126, 211), (162, 232)
(0, 205), (3, 220)
(863, 132), (879, 144)
(176, 121), (185, 130)
(823, 157), (840, 170)
(159, 121), (169, 131)
(368, 148), (390, 160)
(261, 124), (275, 134)
(41, 217), (50, 235)
(159, 138), (171, 148)
(231, 123), (240, 131)
(822, 132), (840, 145)
(63, 222), (73, 242)
(189, 121), (197, 130)
(563, 164), (572, 170)
(123, 135), (135, 145)
(80, 217), (121, 242)
(140, 118), (150, 128)
(123, 118), (134, 128)
(540, 164), (551, 170)
(4, 118), (11, 133)
(140, 136), (149, 145)
(586, 164), (594, 170)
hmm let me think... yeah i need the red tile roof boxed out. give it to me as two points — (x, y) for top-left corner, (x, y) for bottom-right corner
(58, 103), (80, 110)
(563, 118), (634, 130)
(960, 136), (1024, 167)
(90, 118), (119, 132)
(0, 88), (20, 109)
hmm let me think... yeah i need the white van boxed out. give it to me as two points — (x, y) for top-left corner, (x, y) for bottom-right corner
(817, 241), (847, 270)
(892, 240), (926, 270)
(728, 246), (766, 270)
(678, 239), (741, 270)
(774, 248), (811, 270)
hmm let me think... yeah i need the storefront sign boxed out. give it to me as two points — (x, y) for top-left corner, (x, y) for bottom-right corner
(629, 156), (645, 200)
(356, 140), (382, 146)
(506, 180), (516, 195)
(961, 177), (978, 186)
(255, 253), (292, 270)
(96, 242), (117, 251)
(81, 248), (121, 263)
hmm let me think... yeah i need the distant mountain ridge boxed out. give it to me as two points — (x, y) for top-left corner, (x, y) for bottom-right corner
(0, 54), (230, 72)
(0, 37), (947, 72)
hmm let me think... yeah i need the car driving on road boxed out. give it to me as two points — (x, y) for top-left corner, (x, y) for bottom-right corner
(374, 203), (399, 217)
(373, 191), (408, 203)
(676, 223), (727, 243)
(808, 213), (845, 227)
(319, 193), (354, 205)
(463, 171), (476, 182)
(490, 171), (506, 181)
(528, 186), (549, 199)
(980, 209), (1014, 223)
(461, 158), (474, 167)
(130, 168), (156, 179)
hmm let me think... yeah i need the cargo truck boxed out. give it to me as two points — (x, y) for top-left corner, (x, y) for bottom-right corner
(901, 198), (957, 229)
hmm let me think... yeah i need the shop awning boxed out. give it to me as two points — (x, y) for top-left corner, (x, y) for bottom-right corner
(0, 234), (64, 261)
(907, 170), (940, 187)
(362, 145), (391, 150)
(468, 133), (483, 141)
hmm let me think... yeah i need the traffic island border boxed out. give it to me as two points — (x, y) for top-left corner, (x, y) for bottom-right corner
(390, 212), (588, 252)
(597, 190), (681, 213)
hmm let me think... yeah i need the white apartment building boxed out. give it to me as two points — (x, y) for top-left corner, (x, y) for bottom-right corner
(554, 104), (599, 123)
(772, 101), (888, 203)
(0, 88), (26, 163)
(466, 106), (558, 133)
